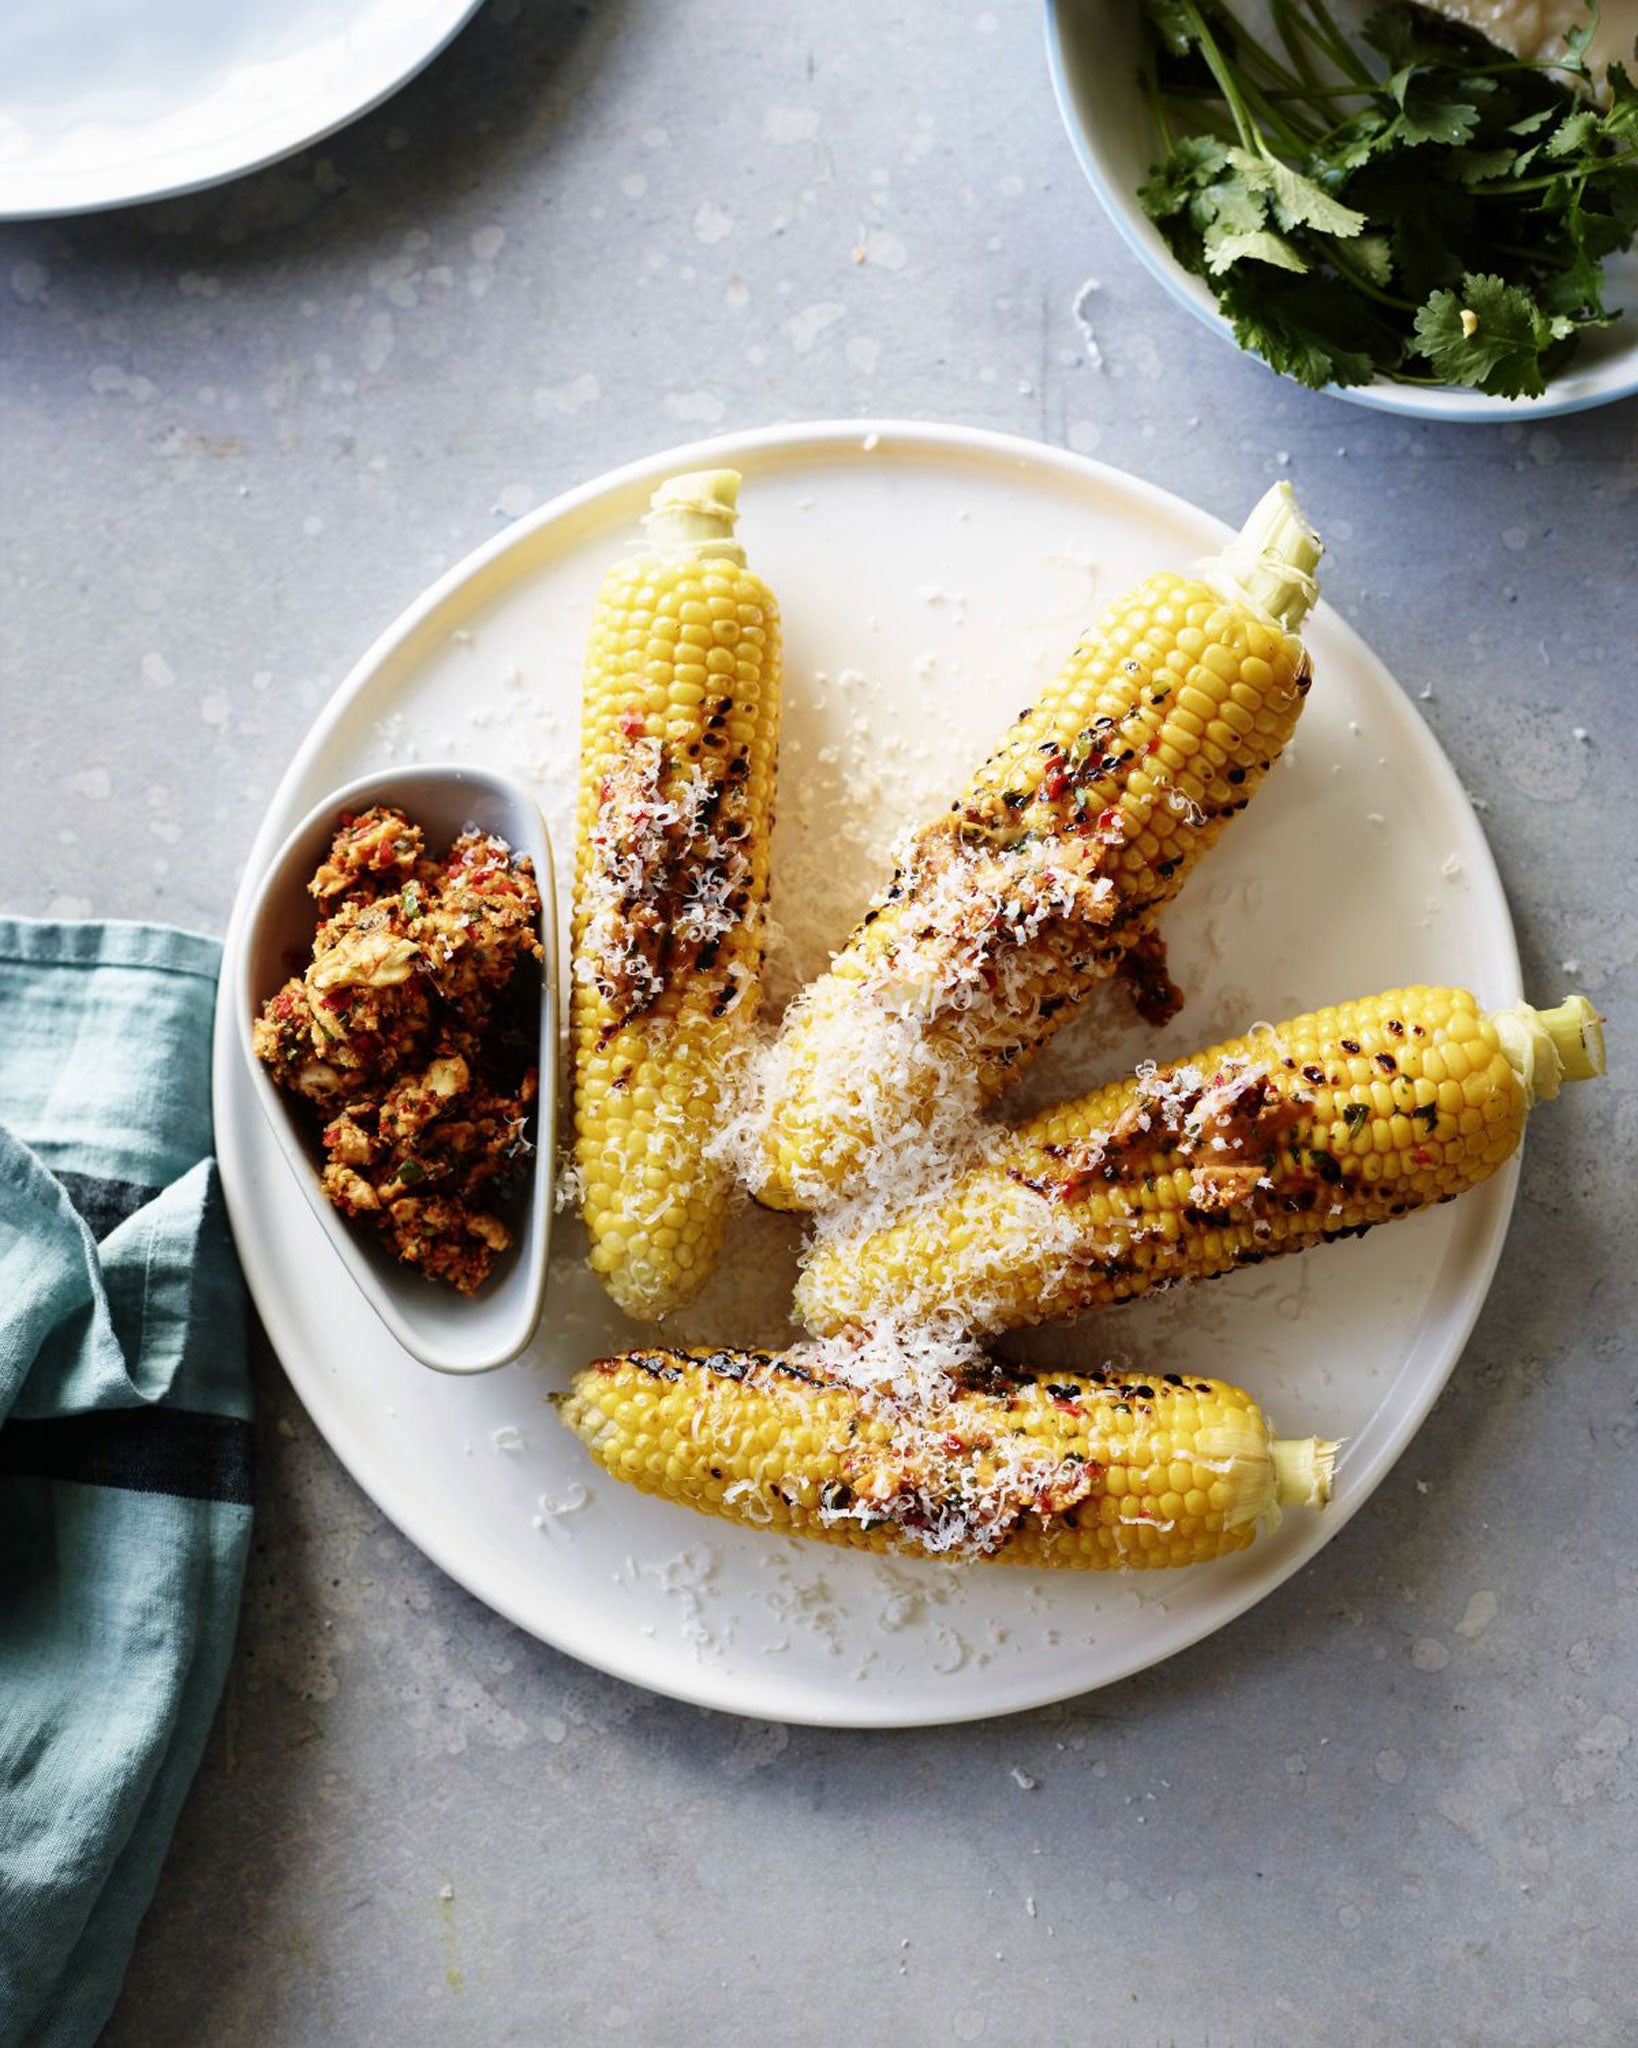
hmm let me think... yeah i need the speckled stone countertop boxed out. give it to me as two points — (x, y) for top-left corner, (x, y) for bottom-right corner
(3, 3), (1634, 2043)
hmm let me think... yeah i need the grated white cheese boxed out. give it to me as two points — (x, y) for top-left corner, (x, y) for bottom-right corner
(581, 737), (757, 1024)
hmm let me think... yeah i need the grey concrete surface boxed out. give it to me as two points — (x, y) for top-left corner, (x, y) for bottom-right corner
(2, 1), (1634, 2043)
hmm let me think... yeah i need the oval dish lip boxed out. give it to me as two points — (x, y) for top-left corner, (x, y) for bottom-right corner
(237, 763), (557, 1375)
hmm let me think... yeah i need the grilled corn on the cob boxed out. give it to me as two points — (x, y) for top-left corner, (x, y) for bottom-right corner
(558, 1343), (1336, 1568)
(572, 470), (781, 1319)
(750, 482), (1323, 1211)
(796, 988), (1604, 1336)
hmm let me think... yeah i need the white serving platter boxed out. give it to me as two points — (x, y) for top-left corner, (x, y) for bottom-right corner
(213, 421), (1521, 1727)
(0, 0), (483, 219)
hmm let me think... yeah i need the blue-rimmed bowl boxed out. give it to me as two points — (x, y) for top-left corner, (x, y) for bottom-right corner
(1045, 0), (1638, 420)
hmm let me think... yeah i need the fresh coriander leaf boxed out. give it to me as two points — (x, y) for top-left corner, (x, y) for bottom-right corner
(1193, 175), (1268, 237)
(1140, 0), (1634, 399)
(1452, 145), (1520, 184)
(1362, 6), (1490, 70)
(1350, 151), (1474, 298)
(1602, 64), (1638, 138)
(1225, 147), (1369, 236)
(1546, 108), (1598, 157)
(1571, 203), (1630, 264)
(1412, 274), (1567, 396)
(1205, 225), (1309, 274)
(1557, 14), (1594, 73)
(1265, 161), (1370, 238)
(1597, 160), (1638, 231)
(1329, 110), (1391, 173)
(1139, 135), (1230, 220)
(1340, 231), (1394, 284)
(1389, 72), (1484, 149)
(1218, 268), (1385, 387)
(1535, 199), (1623, 317)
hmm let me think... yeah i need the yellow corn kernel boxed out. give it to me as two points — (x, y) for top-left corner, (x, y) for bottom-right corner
(557, 1347), (1336, 1570)
(752, 483), (1322, 1212)
(796, 990), (1603, 1338)
(571, 471), (781, 1320)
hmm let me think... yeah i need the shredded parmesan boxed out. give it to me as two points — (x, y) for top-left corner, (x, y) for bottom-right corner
(580, 737), (757, 1029)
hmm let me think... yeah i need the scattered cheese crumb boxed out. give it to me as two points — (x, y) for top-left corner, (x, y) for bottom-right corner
(532, 1484), (590, 1528)
(1010, 1767), (1038, 1790)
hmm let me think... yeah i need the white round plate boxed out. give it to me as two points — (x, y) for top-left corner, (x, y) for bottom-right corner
(0, 0), (483, 219)
(215, 421), (1521, 1727)
(1045, 0), (1638, 421)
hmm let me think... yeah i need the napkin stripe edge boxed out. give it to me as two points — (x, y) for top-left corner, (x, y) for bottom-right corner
(0, 1409), (255, 1506)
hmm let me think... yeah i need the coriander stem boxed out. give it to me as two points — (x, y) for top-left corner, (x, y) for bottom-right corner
(1486, 237), (1574, 266)
(1269, 0), (1325, 92)
(1475, 147), (1638, 194)
(1259, 81), (1389, 100)
(1155, 89), (1243, 150)
(1294, 0), (1377, 88)
(1230, 20), (1310, 97)
(1142, 64), (1176, 156)
(1324, 245), (1417, 312)
(1235, 70), (1325, 150)
(1177, 0), (1261, 149)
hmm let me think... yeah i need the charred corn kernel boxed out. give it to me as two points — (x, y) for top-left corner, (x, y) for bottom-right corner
(750, 483), (1323, 1211)
(571, 471), (781, 1319)
(796, 991), (1604, 1337)
(557, 1346), (1336, 1568)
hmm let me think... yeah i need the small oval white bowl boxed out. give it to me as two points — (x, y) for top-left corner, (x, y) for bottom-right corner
(1045, 0), (1638, 421)
(237, 765), (557, 1375)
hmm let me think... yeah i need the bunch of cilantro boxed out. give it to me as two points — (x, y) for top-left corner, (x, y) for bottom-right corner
(1137, 0), (1638, 394)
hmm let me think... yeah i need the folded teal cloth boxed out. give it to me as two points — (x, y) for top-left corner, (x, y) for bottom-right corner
(0, 920), (252, 2048)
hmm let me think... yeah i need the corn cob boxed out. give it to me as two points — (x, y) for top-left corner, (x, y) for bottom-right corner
(749, 482), (1323, 1212)
(558, 1343), (1336, 1568)
(796, 989), (1604, 1337)
(571, 470), (781, 1319)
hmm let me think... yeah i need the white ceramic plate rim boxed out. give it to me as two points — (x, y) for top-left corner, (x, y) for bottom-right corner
(213, 419), (1522, 1726)
(1042, 0), (1638, 422)
(0, 0), (484, 221)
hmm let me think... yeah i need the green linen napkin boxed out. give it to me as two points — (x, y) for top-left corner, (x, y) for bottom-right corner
(0, 920), (252, 2048)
